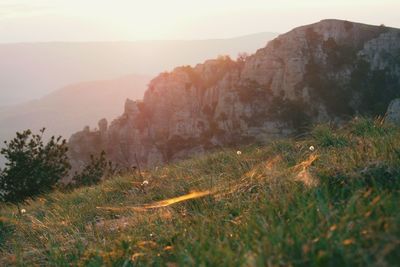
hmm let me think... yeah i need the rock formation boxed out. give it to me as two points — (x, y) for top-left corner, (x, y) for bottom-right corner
(386, 99), (400, 126)
(98, 118), (108, 133)
(68, 20), (400, 175)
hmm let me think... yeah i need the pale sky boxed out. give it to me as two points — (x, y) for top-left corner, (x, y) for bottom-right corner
(0, 0), (399, 42)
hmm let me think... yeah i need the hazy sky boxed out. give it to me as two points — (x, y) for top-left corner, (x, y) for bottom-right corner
(0, 0), (399, 42)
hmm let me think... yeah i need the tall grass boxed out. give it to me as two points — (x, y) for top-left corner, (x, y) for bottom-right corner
(0, 118), (399, 266)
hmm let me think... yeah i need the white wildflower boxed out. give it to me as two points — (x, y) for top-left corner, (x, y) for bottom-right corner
(236, 151), (242, 155)
(309, 146), (315, 152)
(20, 209), (26, 214)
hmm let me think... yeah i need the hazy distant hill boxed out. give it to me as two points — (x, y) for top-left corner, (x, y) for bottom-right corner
(0, 32), (277, 106)
(0, 74), (151, 144)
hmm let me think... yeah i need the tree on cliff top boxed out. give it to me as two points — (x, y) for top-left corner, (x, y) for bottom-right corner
(0, 129), (70, 208)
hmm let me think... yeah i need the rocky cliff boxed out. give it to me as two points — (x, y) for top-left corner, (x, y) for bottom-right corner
(68, 20), (400, 173)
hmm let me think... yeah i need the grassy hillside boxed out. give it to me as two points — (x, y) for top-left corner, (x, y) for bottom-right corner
(0, 118), (399, 266)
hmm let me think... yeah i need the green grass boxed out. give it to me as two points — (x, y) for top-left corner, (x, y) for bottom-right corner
(1, 117), (399, 266)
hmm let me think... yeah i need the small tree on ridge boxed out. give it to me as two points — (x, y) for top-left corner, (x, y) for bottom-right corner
(0, 128), (70, 209)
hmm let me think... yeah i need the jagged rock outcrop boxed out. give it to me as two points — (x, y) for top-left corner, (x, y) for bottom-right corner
(98, 118), (108, 133)
(68, 20), (400, 175)
(386, 99), (400, 126)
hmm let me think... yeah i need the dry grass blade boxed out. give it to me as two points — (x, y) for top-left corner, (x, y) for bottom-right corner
(293, 154), (319, 187)
(97, 190), (212, 212)
(293, 154), (318, 171)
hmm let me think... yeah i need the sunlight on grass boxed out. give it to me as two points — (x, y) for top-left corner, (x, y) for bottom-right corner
(0, 118), (399, 266)
(97, 190), (212, 212)
(293, 154), (319, 187)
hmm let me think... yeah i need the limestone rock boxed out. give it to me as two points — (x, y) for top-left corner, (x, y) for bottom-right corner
(98, 118), (108, 133)
(67, 20), (400, 178)
(386, 99), (400, 126)
(124, 99), (139, 115)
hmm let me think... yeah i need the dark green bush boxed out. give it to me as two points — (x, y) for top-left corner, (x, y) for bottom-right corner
(0, 129), (70, 204)
(72, 151), (115, 187)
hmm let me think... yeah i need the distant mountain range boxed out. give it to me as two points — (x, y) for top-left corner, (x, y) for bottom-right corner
(0, 32), (278, 106)
(0, 74), (151, 146)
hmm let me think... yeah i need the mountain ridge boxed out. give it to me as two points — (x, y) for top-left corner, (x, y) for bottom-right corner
(67, 19), (400, 175)
(0, 32), (278, 106)
(0, 31), (279, 45)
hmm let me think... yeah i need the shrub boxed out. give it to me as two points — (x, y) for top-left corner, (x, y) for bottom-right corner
(269, 97), (311, 130)
(72, 151), (115, 187)
(237, 80), (269, 103)
(0, 129), (70, 205)
(236, 52), (249, 65)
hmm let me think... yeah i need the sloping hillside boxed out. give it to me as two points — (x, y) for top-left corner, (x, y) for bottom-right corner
(1, 118), (399, 266)
(68, 20), (400, 173)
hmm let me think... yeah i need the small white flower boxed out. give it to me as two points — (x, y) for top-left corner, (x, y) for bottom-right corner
(142, 180), (149, 186)
(236, 151), (242, 155)
(20, 209), (26, 214)
(309, 146), (315, 152)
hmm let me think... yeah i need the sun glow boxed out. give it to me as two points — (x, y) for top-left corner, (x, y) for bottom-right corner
(0, 0), (399, 42)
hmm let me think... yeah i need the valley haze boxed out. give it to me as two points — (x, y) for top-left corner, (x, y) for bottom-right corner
(0, 32), (277, 145)
(0, 32), (277, 106)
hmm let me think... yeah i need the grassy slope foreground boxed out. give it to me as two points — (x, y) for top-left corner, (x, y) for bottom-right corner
(0, 118), (400, 266)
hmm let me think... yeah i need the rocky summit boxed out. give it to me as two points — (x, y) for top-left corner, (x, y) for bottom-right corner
(68, 19), (400, 174)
